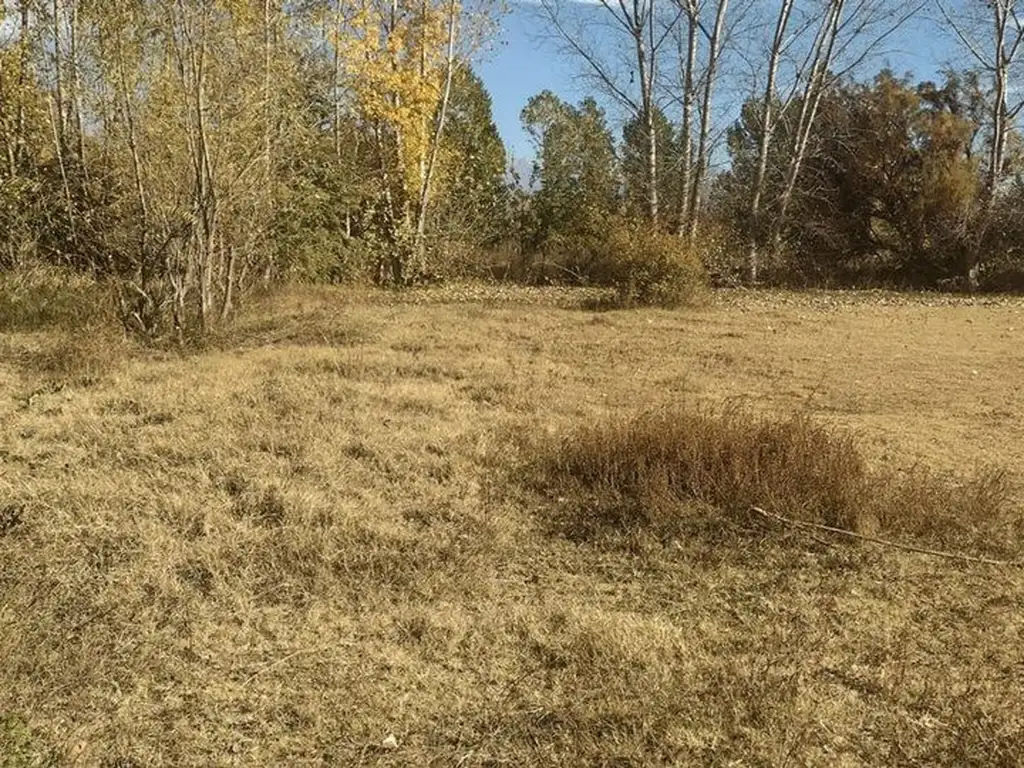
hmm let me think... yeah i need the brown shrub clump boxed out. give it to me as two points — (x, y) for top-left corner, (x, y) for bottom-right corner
(538, 219), (706, 308)
(593, 224), (706, 309)
(537, 405), (1015, 553)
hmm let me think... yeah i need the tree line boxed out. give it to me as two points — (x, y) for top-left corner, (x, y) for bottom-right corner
(0, 0), (510, 336)
(1, 0), (1023, 338)
(527, 0), (1024, 292)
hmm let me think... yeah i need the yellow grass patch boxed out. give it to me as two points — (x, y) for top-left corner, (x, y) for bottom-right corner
(1, 285), (1022, 764)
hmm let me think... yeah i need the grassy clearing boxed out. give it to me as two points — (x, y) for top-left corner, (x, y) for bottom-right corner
(1, 284), (1023, 765)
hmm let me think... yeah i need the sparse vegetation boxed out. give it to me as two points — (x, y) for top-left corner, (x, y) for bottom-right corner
(1, 285), (1022, 765)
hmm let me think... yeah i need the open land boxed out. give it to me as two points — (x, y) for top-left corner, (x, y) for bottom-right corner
(2, 285), (1023, 766)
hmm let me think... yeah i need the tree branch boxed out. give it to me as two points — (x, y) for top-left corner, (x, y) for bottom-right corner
(750, 506), (1024, 567)
(539, 0), (640, 111)
(936, 0), (994, 70)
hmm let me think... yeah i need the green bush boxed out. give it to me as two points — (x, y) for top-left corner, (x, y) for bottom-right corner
(592, 222), (705, 308)
(0, 265), (116, 332)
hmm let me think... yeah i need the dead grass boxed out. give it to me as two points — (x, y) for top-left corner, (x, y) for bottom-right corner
(1, 283), (1023, 765)
(0, 267), (128, 391)
(534, 405), (1016, 555)
(536, 407), (869, 534)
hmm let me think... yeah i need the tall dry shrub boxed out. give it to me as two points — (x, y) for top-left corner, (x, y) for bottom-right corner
(538, 219), (705, 307)
(593, 224), (706, 307)
(536, 406), (1016, 553)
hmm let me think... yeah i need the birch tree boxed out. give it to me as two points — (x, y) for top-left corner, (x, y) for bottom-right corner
(745, 0), (794, 283)
(686, 0), (728, 240)
(337, 0), (466, 283)
(663, 0), (744, 240)
(674, 0), (699, 236)
(538, 0), (679, 226)
(937, 0), (1024, 285)
(80, 0), (305, 335)
(744, 0), (918, 282)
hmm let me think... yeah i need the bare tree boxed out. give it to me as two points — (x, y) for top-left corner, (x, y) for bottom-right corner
(768, 0), (846, 255)
(939, 0), (1024, 202)
(745, 0), (919, 281)
(687, 0), (729, 241)
(745, 0), (794, 283)
(674, 0), (699, 236)
(664, 0), (754, 240)
(414, 0), (460, 261)
(539, 0), (682, 226)
(937, 0), (1024, 285)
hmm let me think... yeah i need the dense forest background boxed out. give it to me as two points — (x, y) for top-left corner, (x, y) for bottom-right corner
(2, 0), (1024, 337)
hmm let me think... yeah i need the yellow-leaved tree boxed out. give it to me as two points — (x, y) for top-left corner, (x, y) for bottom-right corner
(338, 0), (460, 283)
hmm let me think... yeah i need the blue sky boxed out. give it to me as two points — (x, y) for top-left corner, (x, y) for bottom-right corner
(476, 2), (954, 167)
(476, 5), (580, 168)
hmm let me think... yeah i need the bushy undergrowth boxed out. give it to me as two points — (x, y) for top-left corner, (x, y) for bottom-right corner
(595, 225), (706, 308)
(0, 265), (116, 332)
(18, 330), (126, 385)
(536, 406), (1016, 553)
(539, 221), (706, 307)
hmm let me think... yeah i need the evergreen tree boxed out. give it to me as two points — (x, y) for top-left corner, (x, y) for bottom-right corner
(520, 91), (619, 249)
(622, 107), (675, 227)
(432, 67), (511, 252)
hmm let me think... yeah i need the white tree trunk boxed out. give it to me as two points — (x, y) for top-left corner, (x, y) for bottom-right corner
(770, 0), (845, 255)
(414, 0), (459, 267)
(676, 2), (697, 238)
(687, 0), (729, 242)
(746, 0), (793, 283)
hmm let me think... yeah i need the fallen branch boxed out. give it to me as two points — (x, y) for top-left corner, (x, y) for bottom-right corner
(242, 647), (332, 687)
(749, 506), (1024, 567)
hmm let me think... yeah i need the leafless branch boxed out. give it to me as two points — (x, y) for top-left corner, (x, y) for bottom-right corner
(750, 506), (1024, 567)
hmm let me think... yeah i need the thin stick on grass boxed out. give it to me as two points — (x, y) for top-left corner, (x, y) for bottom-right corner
(750, 506), (1024, 567)
(241, 647), (332, 687)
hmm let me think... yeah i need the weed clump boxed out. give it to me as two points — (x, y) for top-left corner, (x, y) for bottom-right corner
(0, 504), (25, 537)
(536, 406), (1015, 552)
(540, 407), (867, 535)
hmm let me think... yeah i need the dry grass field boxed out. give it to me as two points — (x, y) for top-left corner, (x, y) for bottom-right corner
(1, 284), (1023, 766)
